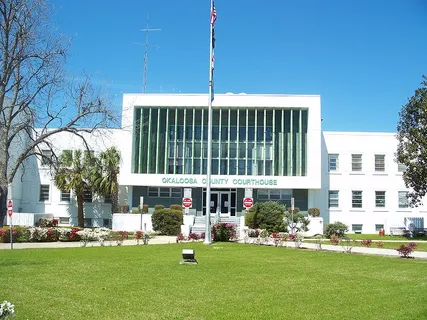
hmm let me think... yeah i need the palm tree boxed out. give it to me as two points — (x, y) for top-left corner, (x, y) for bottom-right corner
(54, 150), (93, 227)
(93, 147), (121, 215)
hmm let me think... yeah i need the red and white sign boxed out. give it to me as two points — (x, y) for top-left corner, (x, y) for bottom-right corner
(182, 197), (192, 208)
(7, 200), (13, 217)
(243, 197), (253, 209)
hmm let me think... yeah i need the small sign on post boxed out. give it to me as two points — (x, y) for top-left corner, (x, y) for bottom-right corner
(243, 197), (253, 209)
(291, 197), (295, 211)
(182, 197), (192, 208)
(7, 200), (13, 250)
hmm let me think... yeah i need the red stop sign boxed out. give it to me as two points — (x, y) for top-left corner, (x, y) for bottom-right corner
(7, 200), (13, 217)
(243, 197), (253, 209)
(182, 197), (192, 208)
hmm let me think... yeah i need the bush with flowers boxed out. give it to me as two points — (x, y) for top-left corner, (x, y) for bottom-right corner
(0, 300), (15, 319)
(0, 227), (24, 243)
(188, 233), (200, 241)
(212, 223), (236, 242)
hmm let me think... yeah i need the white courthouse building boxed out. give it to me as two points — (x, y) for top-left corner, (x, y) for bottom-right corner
(6, 93), (426, 234)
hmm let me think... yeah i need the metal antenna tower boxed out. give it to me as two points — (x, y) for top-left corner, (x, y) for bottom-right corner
(139, 14), (161, 93)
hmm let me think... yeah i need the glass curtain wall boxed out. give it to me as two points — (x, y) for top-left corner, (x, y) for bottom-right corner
(133, 106), (308, 176)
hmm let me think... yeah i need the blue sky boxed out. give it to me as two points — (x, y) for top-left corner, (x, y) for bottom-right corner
(50, 0), (426, 132)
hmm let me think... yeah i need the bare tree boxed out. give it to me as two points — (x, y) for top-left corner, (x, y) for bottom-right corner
(0, 0), (117, 226)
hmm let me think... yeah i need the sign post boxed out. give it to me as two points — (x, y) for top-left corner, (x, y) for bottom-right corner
(290, 197), (295, 234)
(7, 200), (13, 249)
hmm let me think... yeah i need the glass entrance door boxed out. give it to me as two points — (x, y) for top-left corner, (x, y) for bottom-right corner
(219, 192), (231, 216)
(203, 189), (236, 216)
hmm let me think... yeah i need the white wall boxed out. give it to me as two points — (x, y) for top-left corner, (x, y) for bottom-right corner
(312, 132), (427, 234)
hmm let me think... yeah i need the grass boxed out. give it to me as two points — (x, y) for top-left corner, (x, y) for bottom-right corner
(1, 243), (427, 320)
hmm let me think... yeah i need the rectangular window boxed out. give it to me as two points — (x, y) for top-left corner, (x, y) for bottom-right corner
(84, 218), (92, 227)
(352, 224), (363, 233)
(398, 162), (407, 172)
(328, 191), (339, 208)
(83, 189), (92, 203)
(41, 150), (53, 166)
(351, 154), (362, 171)
(257, 189), (292, 201)
(104, 194), (112, 203)
(375, 191), (386, 207)
(59, 217), (69, 224)
(398, 191), (409, 208)
(60, 189), (71, 202)
(352, 190), (363, 208)
(147, 187), (182, 198)
(39, 184), (50, 201)
(375, 155), (385, 172)
(375, 224), (384, 232)
(328, 154), (339, 172)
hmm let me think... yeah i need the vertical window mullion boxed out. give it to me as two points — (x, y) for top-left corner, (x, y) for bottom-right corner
(281, 109), (285, 176)
(227, 108), (231, 175)
(245, 107), (249, 175)
(263, 108), (266, 176)
(174, 107), (178, 174)
(164, 107), (169, 174)
(272, 108), (275, 176)
(147, 108), (152, 172)
(138, 108), (144, 173)
(155, 108), (161, 173)
(192, 108), (195, 174)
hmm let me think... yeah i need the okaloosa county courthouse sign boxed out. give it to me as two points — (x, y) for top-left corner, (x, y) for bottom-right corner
(132, 174), (281, 188)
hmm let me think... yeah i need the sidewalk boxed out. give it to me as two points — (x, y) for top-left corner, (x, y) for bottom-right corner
(0, 236), (177, 250)
(1, 237), (426, 259)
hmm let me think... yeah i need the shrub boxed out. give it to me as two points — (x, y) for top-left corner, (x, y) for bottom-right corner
(396, 243), (416, 258)
(325, 221), (348, 238)
(287, 207), (300, 214)
(361, 239), (372, 247)
(154, 204), (165, 211)
(142, 204), (149, 213)
(169, 204), (182, 211)
(35, 218), (58, 228)
(283, 211), (310, 233)
(330, 236), (340, 245)
(188, 233), (200, 241)
(152, 208), (183, 235)
(245, 201), (286, 232)
(131, 208), (140, 214)
(0, 227), (23, 243)
(212, 223), (236, 242)
(308, 207), (320, 217)
(377, 241), (384, 248)
(120, 205), (129, 213)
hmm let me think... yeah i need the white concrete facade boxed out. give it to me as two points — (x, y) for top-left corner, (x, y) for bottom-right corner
(4, 93), (426, 233)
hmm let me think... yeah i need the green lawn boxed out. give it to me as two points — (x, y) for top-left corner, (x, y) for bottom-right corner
(1, 243), (426, 320)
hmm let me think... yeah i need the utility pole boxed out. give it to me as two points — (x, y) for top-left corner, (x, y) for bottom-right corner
(140, 14), (161, 93)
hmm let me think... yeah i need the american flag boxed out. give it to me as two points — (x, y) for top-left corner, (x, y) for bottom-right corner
(210, 2), (217, 25)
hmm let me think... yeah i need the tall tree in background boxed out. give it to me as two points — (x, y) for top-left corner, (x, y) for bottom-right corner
(93, 147), (121, 215)
(396, 75), (427, 207)
(54, 150), (95, 227)
(0, 0), (116, 225)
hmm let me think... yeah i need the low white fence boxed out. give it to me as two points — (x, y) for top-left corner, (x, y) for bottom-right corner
(5, 213), (54, 227)
(112, 213), (153, 232)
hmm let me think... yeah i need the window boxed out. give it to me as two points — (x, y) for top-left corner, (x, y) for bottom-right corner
(257, 189), (292, 201)
(328, 191), (339, 208)
(148, 187), (182, 198)
(375, 191), (386, 207)
(398, 162), (407, 172)
(84, 218), (92, 227)
(39, 184), (50, 201)
(352, 224), (363, 233)
(103, 219), (111, 228)
(398, 191), (409, 208)
(328, 154), (339, 172)
(41, 150), (53, 166)
(352, 191), (363, 208)
(375, 155), (385, 172)
(59, 217), (70, 224)
(104, 194), (112, 203)
(60, 189), (71, 202)
(375, 224), (384, 232)
(83, 189), (92, 202)
(351, 154), (362, 171)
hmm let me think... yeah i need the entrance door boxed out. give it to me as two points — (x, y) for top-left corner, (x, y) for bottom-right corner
(219, 192), (231, 217)
(210, 192), (219, 214)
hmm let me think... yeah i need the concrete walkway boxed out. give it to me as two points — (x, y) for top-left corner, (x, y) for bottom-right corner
(1, 236), (426, 259)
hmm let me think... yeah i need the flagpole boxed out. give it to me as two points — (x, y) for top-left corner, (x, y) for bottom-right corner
(204, 0), (214, 245)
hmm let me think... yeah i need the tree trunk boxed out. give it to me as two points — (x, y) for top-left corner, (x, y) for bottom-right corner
(0, 184), (7, 227)
(111, 190), (119, 216)
(76, 193), (84, 227)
